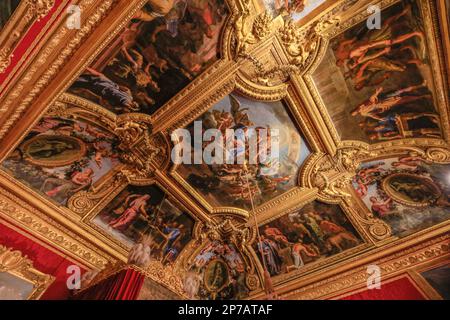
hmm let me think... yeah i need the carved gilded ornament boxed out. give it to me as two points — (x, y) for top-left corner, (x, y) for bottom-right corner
(0, 245), (55, 300)
(0, 0), (448, 298)
(27, 0), (56, 19)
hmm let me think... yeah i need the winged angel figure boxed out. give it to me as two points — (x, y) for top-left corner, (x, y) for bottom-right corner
(197, 96), (293, 206)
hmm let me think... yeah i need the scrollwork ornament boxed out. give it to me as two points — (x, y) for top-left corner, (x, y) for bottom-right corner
(368, 221), (392, 241)
(27, 0), (56, 20)
(245, 273), (260, 291)
(68, 174), (126, 216)
(67, 191), (96, 215)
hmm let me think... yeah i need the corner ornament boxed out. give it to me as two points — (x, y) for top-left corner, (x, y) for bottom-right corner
(200, 218), (251, 252)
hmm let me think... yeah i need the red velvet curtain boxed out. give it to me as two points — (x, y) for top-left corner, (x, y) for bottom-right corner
(73, 268), (145, 300)
(340, 277), (426, 300)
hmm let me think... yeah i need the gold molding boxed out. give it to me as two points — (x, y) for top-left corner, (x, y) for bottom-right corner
(0, 0), (447, 300)
(0, 186), (113, 269)
(0, 245), (55, 300)
(0, 0), (58, 74)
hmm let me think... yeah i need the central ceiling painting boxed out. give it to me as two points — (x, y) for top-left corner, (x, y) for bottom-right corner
(68, 0), (229, 115)
(176, 93), (310, 210)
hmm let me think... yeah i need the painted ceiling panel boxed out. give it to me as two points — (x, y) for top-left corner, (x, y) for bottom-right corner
(67, 0), (229, 115)
(0, 0), (21, 30)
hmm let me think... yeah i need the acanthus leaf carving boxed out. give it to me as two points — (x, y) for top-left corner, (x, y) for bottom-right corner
(26, 0), (56, 20)
(233, 0), (272, 60)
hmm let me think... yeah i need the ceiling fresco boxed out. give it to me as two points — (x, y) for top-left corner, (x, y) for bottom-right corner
(1, 116), (123, 206)
(353, 156), (450, 237)
(0, 0), (448, 300)
(0, 0), (20, 30)
(92, 183), (195, 256)
(254, 201), (362, 277)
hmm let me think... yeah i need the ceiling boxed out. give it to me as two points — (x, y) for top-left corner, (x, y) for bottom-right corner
(0, 0), (449, 300)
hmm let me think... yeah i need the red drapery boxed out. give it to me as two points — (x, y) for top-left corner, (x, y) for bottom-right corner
(73, 268), (145, 300)
(340, 276), (426, 300)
